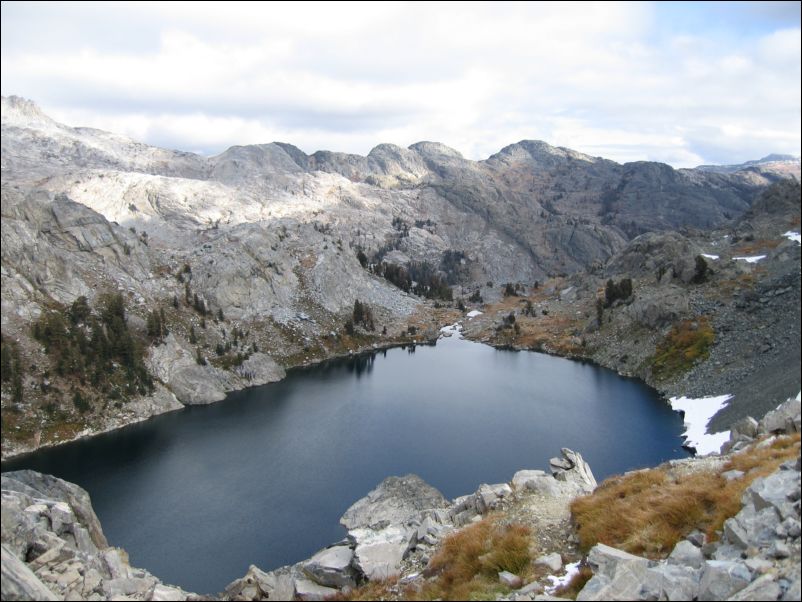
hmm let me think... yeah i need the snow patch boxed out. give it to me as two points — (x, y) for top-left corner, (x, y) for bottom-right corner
(545, 561), (581, 594)
(466, 310), (483, 318)
(701, 253), (719, 260)
(439, 323), (462, 338)
(733, 255), (766, 263)
(669, 394), (733, 455)
(783, 231), (801, 244)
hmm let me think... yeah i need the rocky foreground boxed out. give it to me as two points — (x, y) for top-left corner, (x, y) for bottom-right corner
(2, 398), (799, 602)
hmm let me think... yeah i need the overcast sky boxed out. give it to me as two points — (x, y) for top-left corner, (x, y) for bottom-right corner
(2, 1), (800, 167)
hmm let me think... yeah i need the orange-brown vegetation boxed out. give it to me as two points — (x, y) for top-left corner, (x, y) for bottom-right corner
(649, 317), (714, 380)
(731, 238), (781, 255)
(571, 434), (800, 558)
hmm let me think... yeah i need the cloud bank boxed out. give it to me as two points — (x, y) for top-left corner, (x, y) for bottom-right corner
(2, 1), (799, 166)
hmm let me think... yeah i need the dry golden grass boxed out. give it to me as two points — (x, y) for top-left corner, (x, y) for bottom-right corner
(330, 576), (399, 601)
(731, 239), (781, 255)
(571, 434), (800, 558)
(553, 565), (594, 600)
(419, 518), (533, 601)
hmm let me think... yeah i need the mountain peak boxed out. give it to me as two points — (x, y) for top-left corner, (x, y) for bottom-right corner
(1, 95), (56, 128)
(408, 141), (464, 159)
(488, 140), (599, 165)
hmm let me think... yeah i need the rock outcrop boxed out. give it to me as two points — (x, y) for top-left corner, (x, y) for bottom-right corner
(1, 471), (194, 601)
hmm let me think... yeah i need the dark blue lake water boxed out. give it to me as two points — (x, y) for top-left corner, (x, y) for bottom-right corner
(2, 333), (689, 594)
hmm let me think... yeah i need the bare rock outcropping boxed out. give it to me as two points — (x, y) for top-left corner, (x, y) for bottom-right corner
(1, 470), (194, 601)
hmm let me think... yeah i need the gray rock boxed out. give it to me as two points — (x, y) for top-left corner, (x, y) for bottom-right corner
(475, 483), (513, 513)
(782, 577), (801, 602)
(293, 575), (339, 601)
(223, 564), (295, 601)
(782, 517), (801, 538)
(302, 544), (357, 588)
(758, 398), (801, 434)
(713, 543), (747, 561)
(744, 557), (773, 573)
(747, 469), (800, 521)
(731, 416), (759, 439)
(769, 541), (790, 558)
(668, 539), (705, 569)
(340, 474), (448, 530)
(550, 448), (597, 494)
(549, 457), (573, 472)
(623, 286), (690, 328)
(350, 525), (415, 580)
(725, 503), (786, 550)
(517, 581), (545, 595)
(698, 560), (751, 601)
(0, 544), (59, 601)
(101, 576), (157, 598)
(641, 563), (700, 601)
(535, 552), (563, 573)
(2, 471), (107, 550)
(150, 583), (192, 601)
(511, 470), (548, 489)
(728, 574), (782, 601)
(578, 544), (649, 600)
(687, 530), (707, 548)
(499, 570), (523, 588)
(518, 474), (566, 497)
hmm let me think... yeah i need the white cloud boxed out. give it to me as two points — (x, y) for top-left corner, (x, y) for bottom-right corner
(1, 2), (799, 166)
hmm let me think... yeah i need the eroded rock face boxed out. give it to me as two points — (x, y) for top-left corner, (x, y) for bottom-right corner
(1, 471), (194, 602)
(302, 544), (357, 588)
(0, 544), (59, 601)
(223, 564), (295, 601)
(549, 448), (597, 494)
(340, 474), (449, 531)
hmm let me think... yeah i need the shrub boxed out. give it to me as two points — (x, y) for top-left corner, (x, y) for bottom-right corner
(650, 317), (714, 380)
(604, 278), (632, 307)
(691, 255), (708, 284)
(503, 282), (518, 297)
(72, 391), (90, 413)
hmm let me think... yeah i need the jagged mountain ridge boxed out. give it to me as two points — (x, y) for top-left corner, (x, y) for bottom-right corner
(696, 153), (801, 178)
(3, 93), (797, 278)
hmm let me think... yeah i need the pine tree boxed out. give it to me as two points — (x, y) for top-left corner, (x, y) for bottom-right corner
(1, 342), (11, 383)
